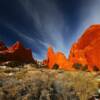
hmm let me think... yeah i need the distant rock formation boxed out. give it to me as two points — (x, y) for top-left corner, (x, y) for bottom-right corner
(69, 25), (100, 71)
(1, 24), (100, 71)
(0, 41), (35, 64)
(0, 41), (7, 51)
(43, 47), (74, 71)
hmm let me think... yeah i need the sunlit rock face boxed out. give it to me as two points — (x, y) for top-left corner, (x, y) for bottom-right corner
(69, 43), (88, 68)
(47, 47), (55, 69)
(69, 25), (100, 71)
(0, 41), (35, 64)
(45, 47), (74, 70)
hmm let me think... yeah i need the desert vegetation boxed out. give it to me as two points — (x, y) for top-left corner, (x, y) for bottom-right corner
(0, 63), (99, 100)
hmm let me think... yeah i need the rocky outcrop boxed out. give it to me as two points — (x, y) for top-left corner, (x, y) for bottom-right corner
(0, 41), (7, 51)
(69, 25), (100, 71)
(47, 47), (55, 69)
(44, 47), (74, 71)
(43, 25), (100, 71)
(0, 41), (35, 64)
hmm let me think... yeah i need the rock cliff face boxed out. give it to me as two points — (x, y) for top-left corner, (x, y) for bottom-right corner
(69, 25), (100, 71)
(0, 41), (35, 64)
(47, 47), (55, 69)
(44, 47), (74, 71)
(44, 25), (100, 71)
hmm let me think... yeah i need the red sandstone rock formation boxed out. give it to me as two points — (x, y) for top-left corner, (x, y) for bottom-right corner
(0, 41), (35, 64)
(44, 47), (74, 71)
(1, 24), (100, 71)
(69, 25), (100, 71)
(43, 24), (100, 71)
(0, 41), (7, 51)
(46, 47), (55, 68)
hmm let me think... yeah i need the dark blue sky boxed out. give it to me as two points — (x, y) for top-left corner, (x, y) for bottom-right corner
(0, 0), (100, 60)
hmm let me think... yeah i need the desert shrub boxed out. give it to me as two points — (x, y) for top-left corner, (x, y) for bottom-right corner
(93, 66), (99, 71)
(53, 64), (59, 69)
(82, 65), (88, 71)
(72, 63), (82, 70)
(6, 61), (23, 67)
(73, 72), (98, 100)
(29, 63), (38, 68)
(73, 63), (88, 71)
(0, 55), (6, 61)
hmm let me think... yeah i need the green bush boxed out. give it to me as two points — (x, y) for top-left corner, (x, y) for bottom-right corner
(72, 63), (82, 70)
(52, 64), (59, 69)
(82, 65), (88, 71)
(0, 55), (6, 61)
(93, 66), (99, 71)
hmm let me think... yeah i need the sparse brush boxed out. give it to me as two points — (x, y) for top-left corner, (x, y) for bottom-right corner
(0, 64), (99, 100)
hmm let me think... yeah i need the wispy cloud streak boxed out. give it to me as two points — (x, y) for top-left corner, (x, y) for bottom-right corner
(19, 0), (67, 54)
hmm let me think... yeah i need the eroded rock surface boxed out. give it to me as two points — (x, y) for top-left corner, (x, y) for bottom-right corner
(44, 47), (73, 71)
(0, 41), (35, 64)
(69, 25), (100, 71)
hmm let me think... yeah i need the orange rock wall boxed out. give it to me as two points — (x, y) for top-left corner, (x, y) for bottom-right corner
(45, 47), (74, 71)
(69, 25), (100, 71)
(45, 25), (100, 71)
